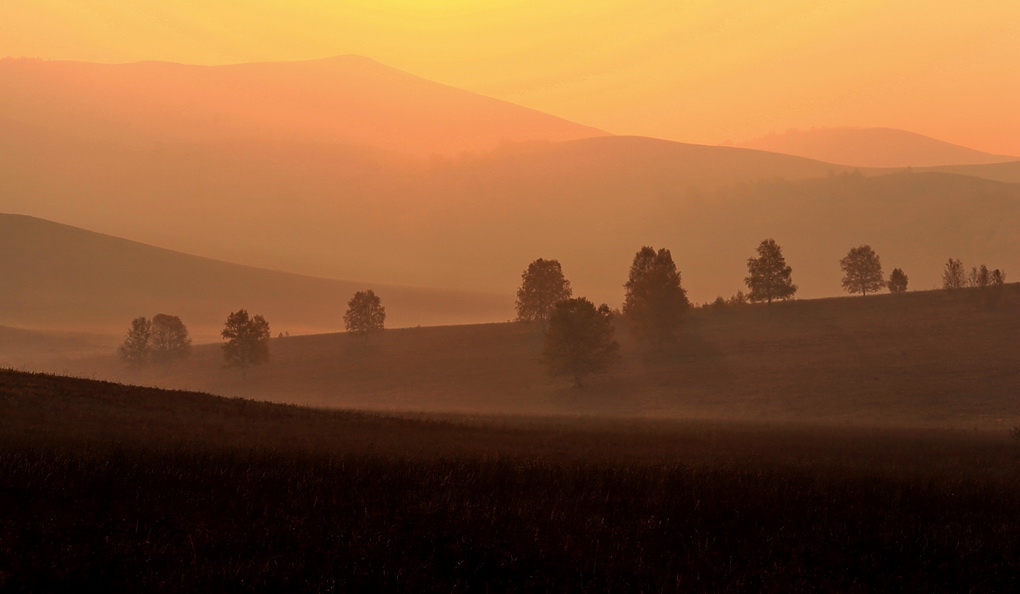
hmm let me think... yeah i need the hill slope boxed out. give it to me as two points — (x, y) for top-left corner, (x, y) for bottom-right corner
(0, 55), (606, 156)
(738, 127), (1018, 168)
(56, 287), (1020, 429)
(0, 214), (511, 342)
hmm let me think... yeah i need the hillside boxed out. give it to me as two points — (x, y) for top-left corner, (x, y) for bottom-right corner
(738, 127), (1018, 168)
(55, 287), (1020, 430)
(0, 213), (511, 343)
(0, 56), (606, 156)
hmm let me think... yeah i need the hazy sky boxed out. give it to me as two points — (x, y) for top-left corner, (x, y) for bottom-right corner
(4, 1), (1020, 154)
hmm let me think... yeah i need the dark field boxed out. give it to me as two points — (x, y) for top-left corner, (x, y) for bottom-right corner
(3, 369), (1020, 591)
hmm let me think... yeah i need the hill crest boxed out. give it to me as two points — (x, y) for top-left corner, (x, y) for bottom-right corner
(738, 127), (1017, 168)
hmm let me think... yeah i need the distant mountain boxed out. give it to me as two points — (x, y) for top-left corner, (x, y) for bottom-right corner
(0, 56), (606, 156)
(0, 214), (511, 341)
(0, 127), (868, 302)
(738, 127), (1018, 168)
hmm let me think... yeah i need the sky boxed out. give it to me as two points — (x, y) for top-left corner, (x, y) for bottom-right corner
(3, 0), (1020, 154)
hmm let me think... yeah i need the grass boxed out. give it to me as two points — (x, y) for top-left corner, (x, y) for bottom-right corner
(3, 368), (1020, 591)
(43, 284), (1020, 430)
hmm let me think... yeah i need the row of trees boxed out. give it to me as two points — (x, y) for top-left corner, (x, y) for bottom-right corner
(117, 290), (388, 377)
(942, 259), (1006, 290)
(518, 240), (1009, 387)
(117, 314), (191, 366)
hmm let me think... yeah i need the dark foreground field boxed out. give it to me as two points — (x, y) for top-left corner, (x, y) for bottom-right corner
(3, 370), (1020, 591)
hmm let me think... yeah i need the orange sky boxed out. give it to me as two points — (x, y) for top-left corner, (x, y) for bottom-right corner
(4, 0), (1020, 154)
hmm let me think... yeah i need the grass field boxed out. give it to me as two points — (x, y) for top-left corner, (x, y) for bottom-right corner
(3, 369), (1020, 591)
(47, 284), (1020, 430)
(4, 287), (1020, 590)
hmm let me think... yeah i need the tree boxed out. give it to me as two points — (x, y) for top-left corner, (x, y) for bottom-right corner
(149, 313), (191, 364)
(969, 264), (991, 288)
(623, 247), (689, 348)
(942, 258), (965, 290)
(221, 309), (271, 378)
(887, 268), (908, 293)
(991, 269), (1006, 286)
(744, 239), (797, 303)
(515, 258), (572, 326)
(543, 297), (619, 388)
(840, 245), (884, 296)
(344, 290), (386, 342)
(117, 316), (151, 367)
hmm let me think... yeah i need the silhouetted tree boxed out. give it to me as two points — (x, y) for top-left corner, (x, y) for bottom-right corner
(623, 246), (689, 348)
(150, 313), (191, 364)
(221, 309), (270, 379)
(991, 269), (1006, 286)
(969, 265), (991, 288)
(117, 316), (151, 367)
(727, 290), (748, 306)
(344, 290), (386, 342)
(744, 238), (797, 303)
(942, 258), (966, 290)
(515, 258), (572, 327)
(840, 245), (884, 296)
(543, 297), (619, 388)
(888, 268), (908, 293)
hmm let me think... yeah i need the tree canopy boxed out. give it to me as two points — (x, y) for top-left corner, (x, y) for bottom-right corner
(543, 297), (619, 388)
(622, 246), (689, 348)
(840, 245), (884, 296)
(942, 258), (965, 290)
(515, 258), (572, 324)
(344, 290), (386, 342)
(117, 316), (151, 367)
(149, 314), (191, 363)
(221, 309), (271, 378)
(744, 239), (797, 303)
(887, 268), (908, 293)
(117, 314), (190, 367)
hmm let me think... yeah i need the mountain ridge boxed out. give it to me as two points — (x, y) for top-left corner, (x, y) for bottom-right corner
(738, 127), (1017, 168)
(0, 55), (608, 155)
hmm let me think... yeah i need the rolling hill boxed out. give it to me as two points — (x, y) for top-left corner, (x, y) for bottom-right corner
(738, 127), (1018, 168)
(2, 58), (1018, 308)
(0, 55), (606, 156)
(52, 286), (1020, 429)
(0, 213), (511, 344)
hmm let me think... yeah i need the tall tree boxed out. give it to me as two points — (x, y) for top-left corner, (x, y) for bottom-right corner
(543, 297), (619, 388)
(840, 245), (885, 296)
(221, 309), (271, 379)
(942, 258), (966, 290)
(515, 258), (572, 326)
(117, 316), (151, 367)
(744, 238), (797, 303)
(344, 290), (386, 342)
(623, 247), (689, 348)
(149, 313), (191, 364)
(887, 268), (909, 293)
(969, 265), (991, 288)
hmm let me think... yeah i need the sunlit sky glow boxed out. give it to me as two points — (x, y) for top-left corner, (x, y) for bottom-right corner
(4, 0), (1020, 154)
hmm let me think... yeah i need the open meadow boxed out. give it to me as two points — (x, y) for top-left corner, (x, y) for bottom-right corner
(53, 284), (1020, 430)
(3, 288), (1020, 590)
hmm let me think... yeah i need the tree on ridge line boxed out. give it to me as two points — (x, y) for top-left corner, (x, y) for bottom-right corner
(515, 258), (572, 328)
(221, 309), (271, 379)
(623, 246), (689, 349)
(744, 238), (797, 303)
(344, 290), (386, 343)
(840, 245), (884, 296)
